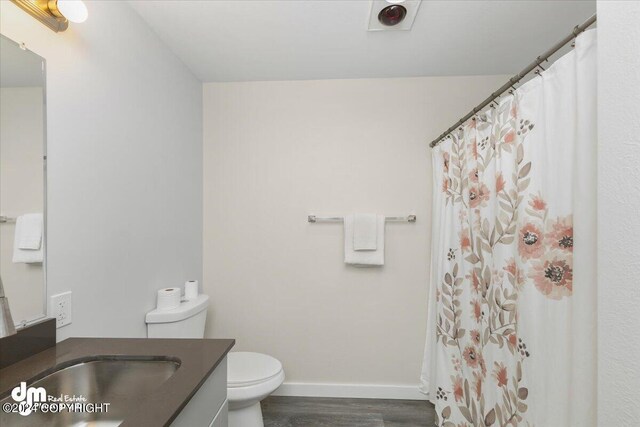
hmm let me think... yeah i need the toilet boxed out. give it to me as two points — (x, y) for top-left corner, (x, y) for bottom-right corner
(146, 294), (284, 427)
(227, 352), (284, 427)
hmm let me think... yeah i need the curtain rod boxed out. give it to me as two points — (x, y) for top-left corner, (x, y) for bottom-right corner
(429, 14), (597, 148)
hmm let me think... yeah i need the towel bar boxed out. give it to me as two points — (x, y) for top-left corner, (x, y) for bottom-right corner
(0, 216), (16, 224)
(308, 214), (416, 223)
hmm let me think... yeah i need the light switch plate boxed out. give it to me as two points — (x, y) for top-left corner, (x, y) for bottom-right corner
(50, 291), (72, 328)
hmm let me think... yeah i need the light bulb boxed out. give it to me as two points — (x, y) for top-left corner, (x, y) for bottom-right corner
(56, 0), (88, 24)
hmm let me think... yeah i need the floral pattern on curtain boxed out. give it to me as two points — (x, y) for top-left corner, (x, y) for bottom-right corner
(422, 30), (597, 427)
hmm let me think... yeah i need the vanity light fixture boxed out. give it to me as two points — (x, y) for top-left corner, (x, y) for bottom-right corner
(10, 0), (88, 33)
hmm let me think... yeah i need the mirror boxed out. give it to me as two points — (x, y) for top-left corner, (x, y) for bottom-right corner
(0, 35), (47, 328)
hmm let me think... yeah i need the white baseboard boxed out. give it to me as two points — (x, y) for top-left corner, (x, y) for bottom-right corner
(272, 382), (428, 401)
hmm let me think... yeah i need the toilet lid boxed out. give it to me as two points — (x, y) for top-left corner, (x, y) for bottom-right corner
(227, 352), (283, 388)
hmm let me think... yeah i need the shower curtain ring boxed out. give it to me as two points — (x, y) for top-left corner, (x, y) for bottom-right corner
(535, 56), (546, 71)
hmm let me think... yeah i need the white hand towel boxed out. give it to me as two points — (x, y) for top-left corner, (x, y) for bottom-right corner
(16, 213), (43, 250)
(12, 213), (44, 264)
(353, 213), (377, 251)
(344, 214), (385, 267)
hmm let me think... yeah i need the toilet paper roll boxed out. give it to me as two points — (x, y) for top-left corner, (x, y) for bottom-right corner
(184, 280), (199, 301)
(157, 287), (181, 311)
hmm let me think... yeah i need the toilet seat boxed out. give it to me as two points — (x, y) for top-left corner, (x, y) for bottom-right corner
(226, 352), (285, 427)
(227, 352), (283, 388)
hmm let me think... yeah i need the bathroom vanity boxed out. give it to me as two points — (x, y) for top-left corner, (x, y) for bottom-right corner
(0, 335), (234, 426)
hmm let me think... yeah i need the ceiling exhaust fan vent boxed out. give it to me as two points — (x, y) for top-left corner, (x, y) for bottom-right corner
(368, 0), (422, 31)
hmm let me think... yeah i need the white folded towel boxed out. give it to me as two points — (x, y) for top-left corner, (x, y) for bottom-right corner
(16, 213), (43, 250)
(344, 214), (385, 267)
(12, 213), (44, 264)
(353, 213), (378, 251)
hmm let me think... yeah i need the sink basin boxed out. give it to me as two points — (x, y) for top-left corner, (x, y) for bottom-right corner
(0, 357), (180, 426)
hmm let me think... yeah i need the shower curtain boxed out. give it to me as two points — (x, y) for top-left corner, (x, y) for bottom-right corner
(421, 30), (597, 427)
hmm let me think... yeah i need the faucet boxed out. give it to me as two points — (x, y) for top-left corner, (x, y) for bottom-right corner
(0, 275), (17, 337)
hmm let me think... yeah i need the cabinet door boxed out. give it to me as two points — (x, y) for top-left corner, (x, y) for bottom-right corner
(171, 357), (227, 426)
(210, 400), (228, 427)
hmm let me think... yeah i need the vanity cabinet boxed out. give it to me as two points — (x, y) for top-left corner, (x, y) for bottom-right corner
(171, 357), (228, 427)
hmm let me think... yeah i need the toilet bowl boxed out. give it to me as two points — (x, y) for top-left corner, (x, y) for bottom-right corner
(227, 352), (285, 427)
(145, 294), (284, 427)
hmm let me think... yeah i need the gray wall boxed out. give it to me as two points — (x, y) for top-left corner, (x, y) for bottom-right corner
(0, 1), (203, 340)
(597, 1), (640, 425)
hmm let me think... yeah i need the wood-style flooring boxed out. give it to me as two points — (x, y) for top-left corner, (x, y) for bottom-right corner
(262, 396), (436, 427)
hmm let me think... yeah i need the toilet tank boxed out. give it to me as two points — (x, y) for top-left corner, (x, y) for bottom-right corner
(146, 294), (209, 338)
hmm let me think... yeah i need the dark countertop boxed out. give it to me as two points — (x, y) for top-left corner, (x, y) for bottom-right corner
(0, 337), (235, 427)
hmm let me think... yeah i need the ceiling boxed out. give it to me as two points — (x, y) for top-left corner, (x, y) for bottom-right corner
(129, 0), (596, 83)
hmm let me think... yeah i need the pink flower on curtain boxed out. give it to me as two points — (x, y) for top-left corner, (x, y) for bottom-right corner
(467, 270), (481, 293)
(463, 345), (480, 368)
(504, 258), (526, 288)
(507, 333), (518, 350)
(529, 193), (547, 211)
(473, 371), (483, 400)
(469, 184), (490, 208)
(503, 130), (516, 144)
(479, 355), (487, 376)
(518, 222), (544, 259)
(503, 258), (517, 276)
(459, 229), (471, 252)
(469, 168), (479, 183)
(471, 299), (482, 322)
(452, 356), (462, 373)
(452, 375), (464, 402)
(546, 215), (574, 252)
(530, 253), (573, 299)
(496, 173), (506, 193)
(493, 362), (509, 388)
